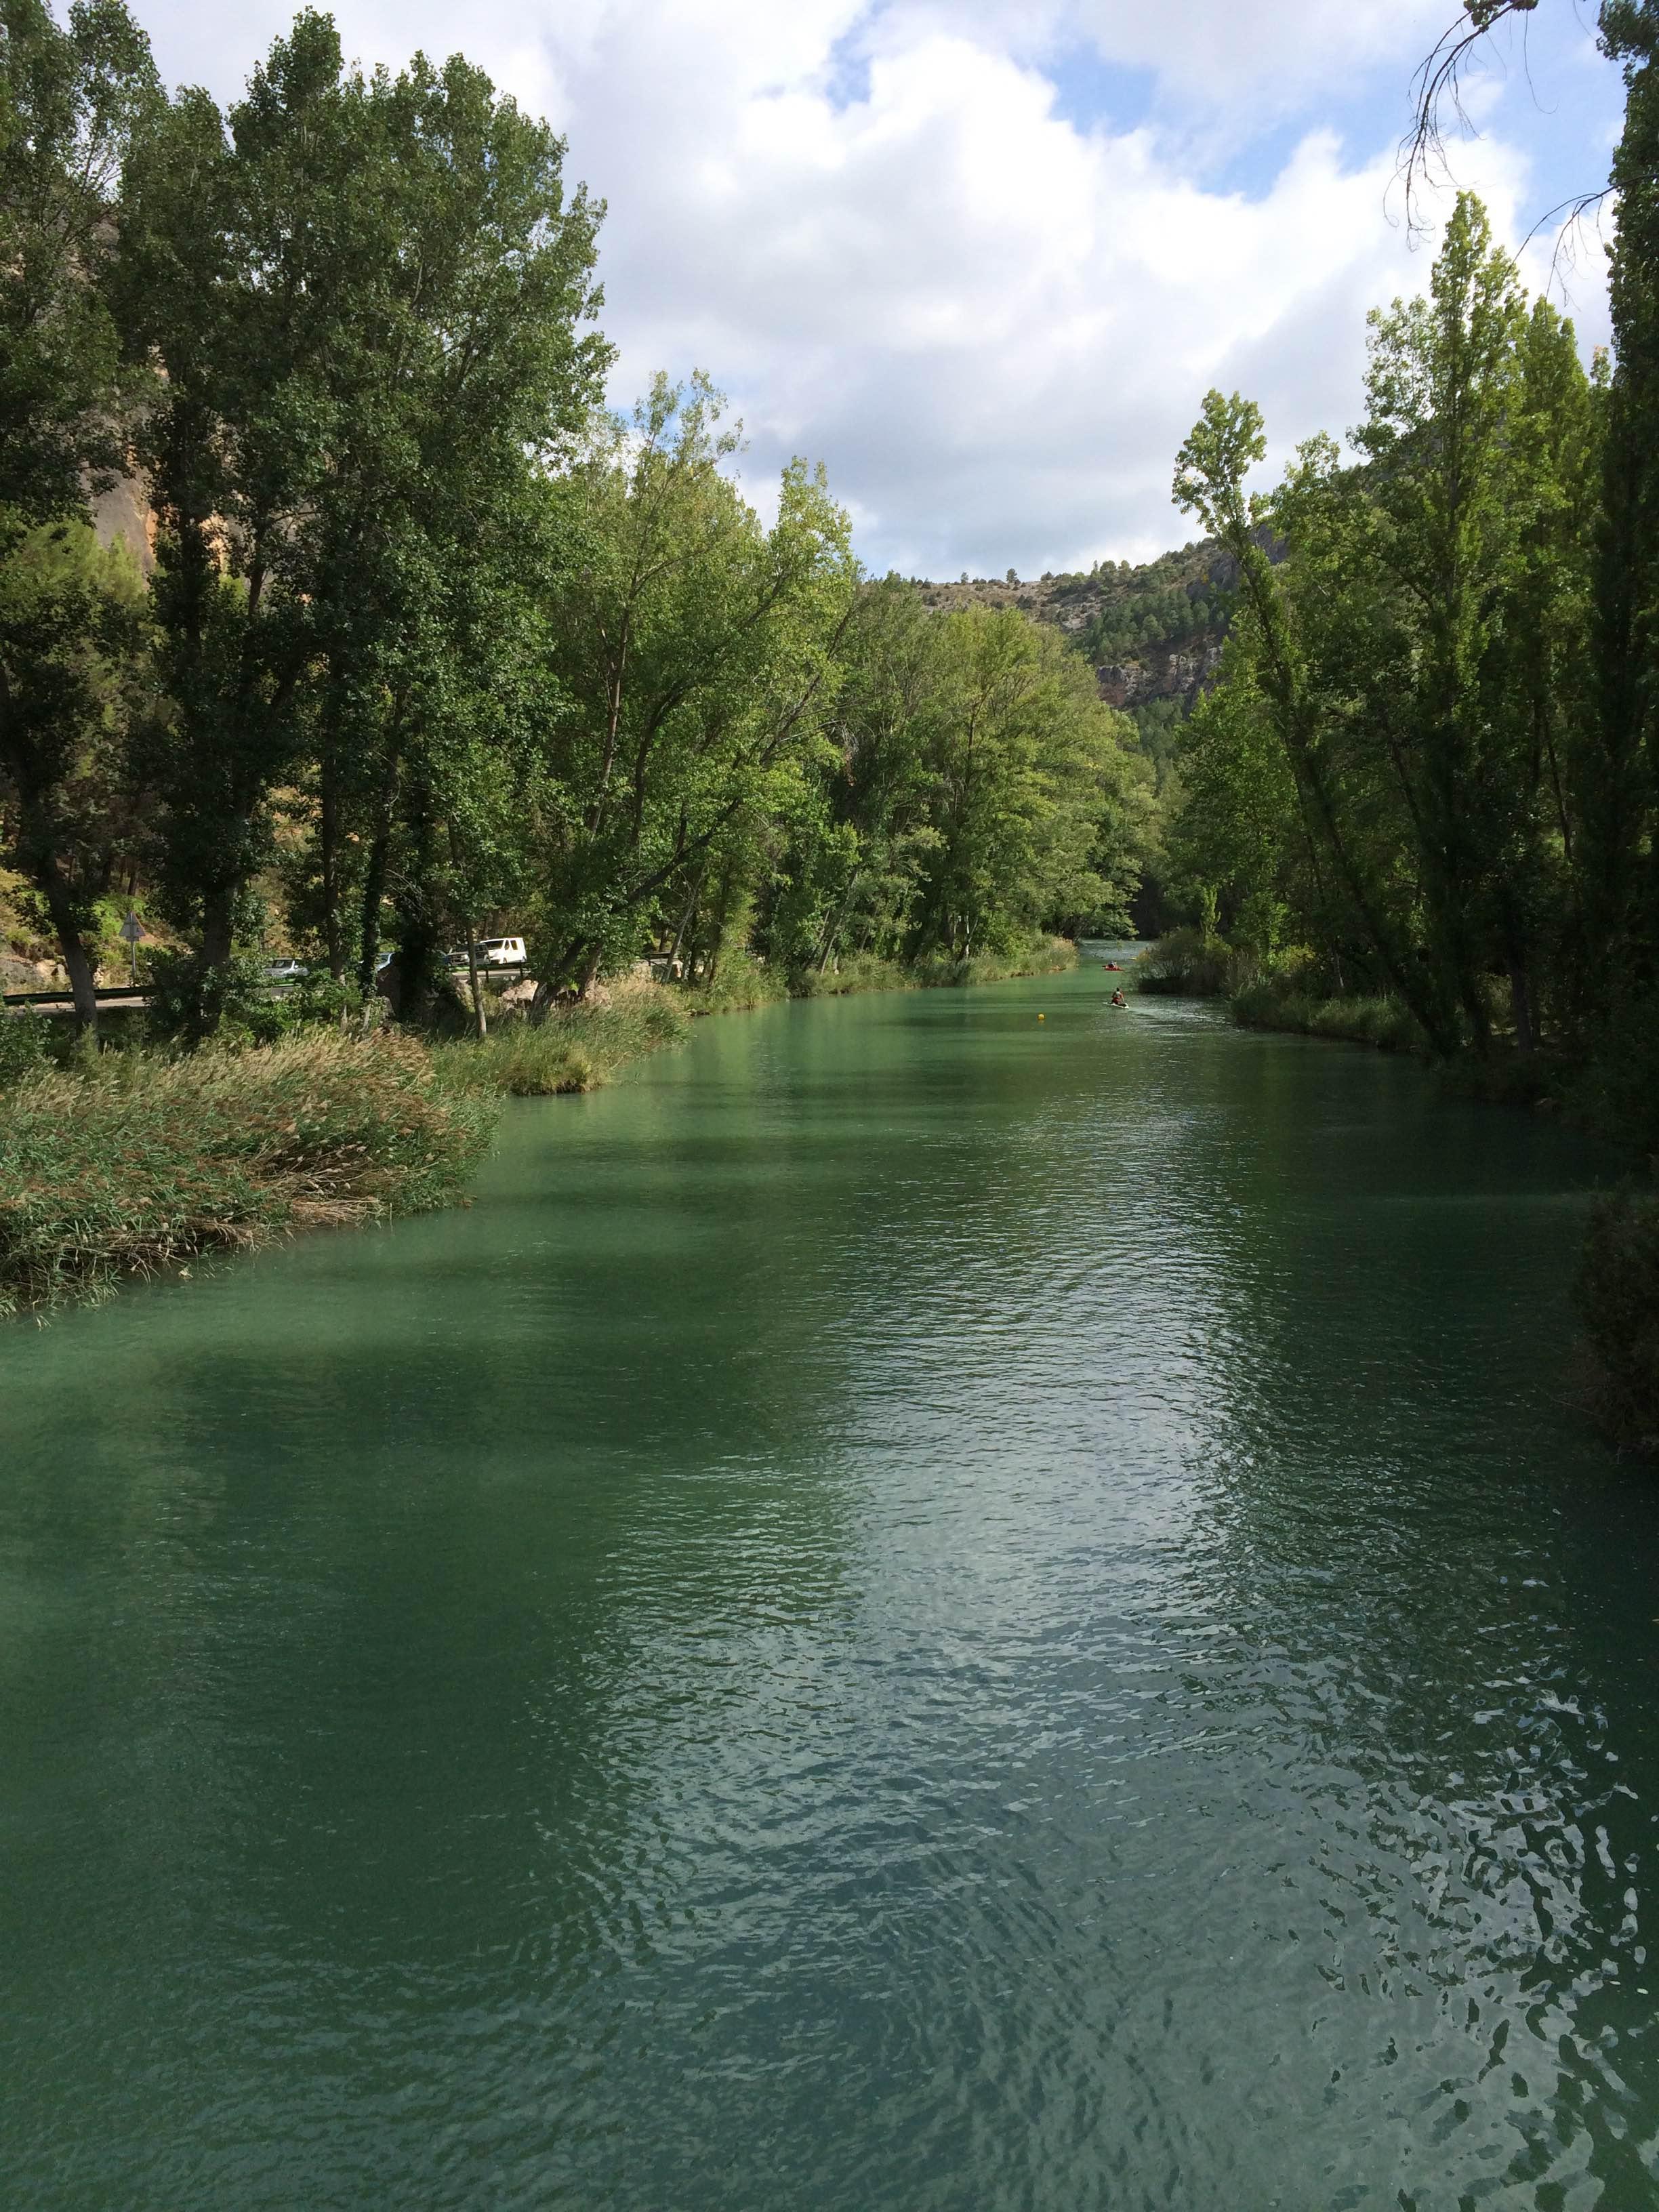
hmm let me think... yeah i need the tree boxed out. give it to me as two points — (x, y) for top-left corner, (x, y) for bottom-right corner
(114, 10), (608, 1021)
(0, 523), (151, 1031)
(526, 375), (857, 996)
(1172, 196), (1599, 1057)
(912, 607), (1133, 958)
(0, 0), (159, 1028)
(0, 0), (157, 523)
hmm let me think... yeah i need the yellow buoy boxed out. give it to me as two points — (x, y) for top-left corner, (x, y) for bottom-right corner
(1038, 1013), (1044, 1021)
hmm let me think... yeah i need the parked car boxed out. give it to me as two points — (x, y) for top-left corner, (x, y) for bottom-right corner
(475, 937), (527, 968)
(265, 958), (308, 982)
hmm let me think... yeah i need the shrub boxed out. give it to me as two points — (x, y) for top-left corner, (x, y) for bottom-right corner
(910, 935), (1076, 989)
(144, 948), (283, 1046)
(792, 953), (913, 998)
(0, 1032), (497, 1316)
(682, 949), (788, 1015)
(432, 985), (691, 1096)
(1568, 995), (1659, 1155)
(1230, 979), (1426, 1054)
(1132, 927), (1235, 997)
(0, 1008), (63, 1088)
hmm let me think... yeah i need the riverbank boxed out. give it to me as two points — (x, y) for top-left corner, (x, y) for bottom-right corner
(1132, 934), (1427, 1056)
(0, 1033), (497, 1318)
(1229, 978), (1426, 1055)
(1131, 929), (1659, 1456)
(7, 953), (1641, 2212)
(1, 941), (1079, 1317)
(679, 935), (1078, 1015)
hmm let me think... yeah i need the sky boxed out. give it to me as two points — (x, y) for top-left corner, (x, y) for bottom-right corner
(130, 0), (1624, 575)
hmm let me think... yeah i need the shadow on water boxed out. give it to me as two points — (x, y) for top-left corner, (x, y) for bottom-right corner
(3, 965), (1658, 2209)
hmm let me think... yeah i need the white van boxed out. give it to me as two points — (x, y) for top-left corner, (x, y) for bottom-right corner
(475, 937), (527, 968)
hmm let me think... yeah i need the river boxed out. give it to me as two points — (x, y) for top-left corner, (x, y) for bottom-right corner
(3, 961), (1658, 2209)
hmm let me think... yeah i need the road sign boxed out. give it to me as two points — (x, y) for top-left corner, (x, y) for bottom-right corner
(118, 910), (146, 985)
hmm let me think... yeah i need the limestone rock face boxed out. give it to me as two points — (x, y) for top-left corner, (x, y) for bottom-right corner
(909, 527), (1285, 717)
(91, 470), (155, 574)
(1094, 644), (1225, 710)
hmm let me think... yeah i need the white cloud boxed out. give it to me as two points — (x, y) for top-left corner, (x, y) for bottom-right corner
(134, 0), (1616, 574)
(879, 0), (1448, 108)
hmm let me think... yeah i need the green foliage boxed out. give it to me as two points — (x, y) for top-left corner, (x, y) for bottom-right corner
(1168, 195), (1599, 1063)
(114, 9), (609, 979)
(1230, 980), (1427, 1054)
(1080, 581), (1227, 662)
(680, 947), (789, 1015)
(908, 934), (1076, 988)
(792, 952), (912, 998)
(526, 374), (857, 995)
(0, 522), (154, 1025)
(432, 987), (691, 1095)
(766, 583), (1141, 977)
(0, 0), (159, 1032)
(0, 1031), (497, 1314)
(1130, 926), (1235, 998)
(0, 1006), (59, 1085)
(0, 0), (159, 521)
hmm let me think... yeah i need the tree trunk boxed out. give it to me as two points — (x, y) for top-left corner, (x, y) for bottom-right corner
(37, 859), (100, 1042)
(201, 885), (235, 973)
(466, 927), (487, 1039)
(665, 863), (708, 980)
(320, 760), (344, 982)
(357, 821), (392, 998)
(1508, 957), (1536, 1054)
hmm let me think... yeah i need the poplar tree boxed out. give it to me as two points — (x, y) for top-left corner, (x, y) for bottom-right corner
(527, 376), (857, 997)
(0, 0), (158, 1031)
(114, 10), (607, 1025)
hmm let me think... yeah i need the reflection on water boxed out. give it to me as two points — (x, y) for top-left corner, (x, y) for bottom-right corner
(3, 962), (1657, 2209)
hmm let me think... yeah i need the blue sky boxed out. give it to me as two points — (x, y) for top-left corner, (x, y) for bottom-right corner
(129, 0), (1627, 574)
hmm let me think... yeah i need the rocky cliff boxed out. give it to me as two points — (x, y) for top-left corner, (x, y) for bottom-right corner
(909, 526), (1286, 720)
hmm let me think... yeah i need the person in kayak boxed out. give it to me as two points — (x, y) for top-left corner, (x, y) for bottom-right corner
(1110, 988), (1127, 1008)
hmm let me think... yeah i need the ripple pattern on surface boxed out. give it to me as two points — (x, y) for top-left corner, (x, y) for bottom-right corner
(2, 968), (1656, 2210)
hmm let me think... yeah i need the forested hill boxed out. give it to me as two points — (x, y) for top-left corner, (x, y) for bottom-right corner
(909, 529), (1286, 782)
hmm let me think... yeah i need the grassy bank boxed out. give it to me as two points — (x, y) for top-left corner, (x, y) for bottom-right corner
(1230, 979), (1427, 1054)
(1129, 935), (1427, 1054)
(682, 934), (1076, 1012)
(0, 1032), (497, 1317)
(1130, 927), (1237, 998)
(910, 936), (1077, 988)
(433, 989), (692, 1094)
(1, 943), (1077, 1320)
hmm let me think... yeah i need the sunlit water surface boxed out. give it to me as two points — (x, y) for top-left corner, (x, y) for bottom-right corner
(3, 962), (1658, 2210)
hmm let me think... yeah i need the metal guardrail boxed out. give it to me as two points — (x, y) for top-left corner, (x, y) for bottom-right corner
(3, 985), (151, 1006)
(5, 962), (532, 1009)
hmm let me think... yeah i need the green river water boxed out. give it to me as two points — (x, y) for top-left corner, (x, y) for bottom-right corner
(3, 960), (1659, 2210)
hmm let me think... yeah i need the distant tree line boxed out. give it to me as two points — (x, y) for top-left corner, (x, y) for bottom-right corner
(0, 1), (1145, 1040)
(1080, 582), (1229, 665)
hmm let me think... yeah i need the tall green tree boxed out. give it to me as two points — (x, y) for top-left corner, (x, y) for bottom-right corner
(913, 607), (1134, 958)
(0, 0), (158, 1029)
(527, 375), (857, 996)
(0, 523), (152, 1029)
(114, 9), (607, 1016)
(1174, 197), (1597, 1056)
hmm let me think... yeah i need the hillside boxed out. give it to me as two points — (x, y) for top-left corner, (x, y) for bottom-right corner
(910, 529), (1285, 787)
